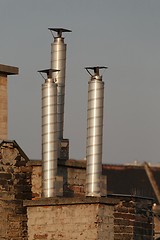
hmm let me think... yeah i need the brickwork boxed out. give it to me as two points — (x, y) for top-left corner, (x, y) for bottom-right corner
(29, 160), (86, 198)
(154, 216), (160, 239)
(0, 75), (8, 140)
(24, 197), (116, 240)
(0, 147), (156, 240)
(0, 64), (18, 140)
(0, 199), (27, 240)
(0, 140), (32, 240)
(0, 141), (32, 200)
(62, 165), (86, 197)
(152, 204), (160, 239)
(24, 196), (154, 240)
(31, 163), (42, 198)
(113, 196), (154, 240)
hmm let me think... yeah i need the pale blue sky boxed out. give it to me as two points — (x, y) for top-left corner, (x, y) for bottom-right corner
(1, 0), (160, 164)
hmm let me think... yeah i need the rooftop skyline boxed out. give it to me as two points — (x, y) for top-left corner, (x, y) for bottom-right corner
(1, 0), (160, 164)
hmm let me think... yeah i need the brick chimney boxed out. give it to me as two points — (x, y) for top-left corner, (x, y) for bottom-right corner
(0, 64), (19, 140)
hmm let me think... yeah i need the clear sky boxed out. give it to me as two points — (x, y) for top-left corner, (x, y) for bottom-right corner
(1, 0), (160, 164)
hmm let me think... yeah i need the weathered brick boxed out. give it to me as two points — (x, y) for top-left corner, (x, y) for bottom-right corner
(114, 212), (135, 220)
(114, 219), (134, 226)
(34, 234), (48, 239)
(114, 233), (133, 240)
(26, 201), (115, 240)
(114, 225), (133, 233)
(0, 172), (12, 179)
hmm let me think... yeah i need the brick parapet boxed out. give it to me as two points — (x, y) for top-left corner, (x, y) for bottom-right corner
(25, 197), (116, 240)
(24, 196), (154, 240)
(29, 159), (86, 169)
(24, 196), (119, 207)
(29, 159), (87, 198)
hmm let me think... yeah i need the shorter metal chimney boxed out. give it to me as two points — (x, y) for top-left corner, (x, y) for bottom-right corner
(38, 69), (59, 198)
(85, 66), (107, 197)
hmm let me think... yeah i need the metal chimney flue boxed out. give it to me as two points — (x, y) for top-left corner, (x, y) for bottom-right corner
(38, 69), (59, 198)
(49, 28), (71, 144)
(85, 66), (107, 197)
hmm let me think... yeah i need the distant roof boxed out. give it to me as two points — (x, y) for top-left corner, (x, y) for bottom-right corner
(102, 164), (160, 203)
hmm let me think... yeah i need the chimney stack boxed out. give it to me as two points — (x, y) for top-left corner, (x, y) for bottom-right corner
(49, 28), (71, 159)
(38, 69), (59, 198)
(0, 64), (19, 140)
(85, 66), (107, 197)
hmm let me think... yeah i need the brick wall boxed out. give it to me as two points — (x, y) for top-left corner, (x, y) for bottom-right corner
(30, 162), (42, 198)
(24, 196), (154, 240)
(0, 199), (27, 240)
(0, 141), (32, 240)
(0, 145), (156, 239)
(0, 141), (32, 200)
(30, 159), (86, 198)
(113, 196), (153, 240)
(24, 197), (116, 240)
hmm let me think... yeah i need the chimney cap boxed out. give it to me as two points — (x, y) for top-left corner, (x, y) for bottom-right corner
(38, 69), (60, 79)
(0, 64), (19, 76)
(85, 66), (108, 77)
(48, 28), (72, 38)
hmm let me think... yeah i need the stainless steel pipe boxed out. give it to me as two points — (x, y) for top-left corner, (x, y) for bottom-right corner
(39, 69), (58, 198)
(85, 67), (106, 197)
(49, 28), (71, 141)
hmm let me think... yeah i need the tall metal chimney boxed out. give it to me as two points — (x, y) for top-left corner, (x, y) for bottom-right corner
(0, 64), (19, 140)
(38, 69), (59, 198)
(85, 66), (107, 197)
(48, 28), (71, 142)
